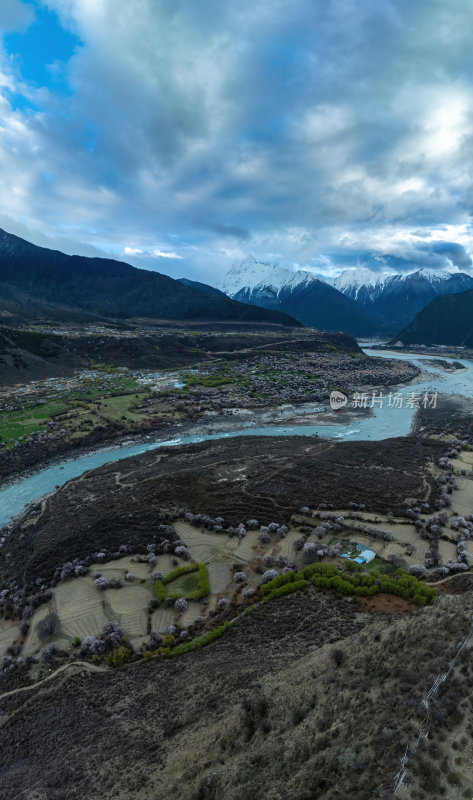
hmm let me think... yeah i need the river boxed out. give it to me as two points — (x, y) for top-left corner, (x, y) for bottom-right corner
(1, 348), (472, 530)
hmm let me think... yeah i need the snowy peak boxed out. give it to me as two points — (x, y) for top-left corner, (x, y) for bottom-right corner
(218, 255), (375, 335)
(405, 267), (456, 284)
(332, 268), (393, 293)
(332, 266), (473, 302)
(218, 256), (473, 335)
(332, 265), (473, 331)
(219, 255), (322, 298)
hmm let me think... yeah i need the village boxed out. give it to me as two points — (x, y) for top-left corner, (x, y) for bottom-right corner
(0, 343), (419, 462)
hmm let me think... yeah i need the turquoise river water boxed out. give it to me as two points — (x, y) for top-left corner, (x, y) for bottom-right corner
(1, 348), (472, 530)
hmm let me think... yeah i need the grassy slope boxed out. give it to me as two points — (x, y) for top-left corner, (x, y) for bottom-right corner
(1, 588), (472, 799)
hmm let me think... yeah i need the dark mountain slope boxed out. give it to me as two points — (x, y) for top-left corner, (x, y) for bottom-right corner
(0, 229), (298, 326)
(337, 268), (473, 331)
(278, 278), (376, 335)
(393, 289), (473, 346)
(177, 277), (227, 296)
(233, 278), (376, 335)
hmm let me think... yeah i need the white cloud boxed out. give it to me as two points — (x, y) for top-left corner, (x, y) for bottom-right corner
(152, 250), (183, 259)
(0, 0), (473, 281)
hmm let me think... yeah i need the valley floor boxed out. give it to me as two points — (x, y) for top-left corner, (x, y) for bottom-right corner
(0, 327), (418, 482)
(1, 327), (473, 799)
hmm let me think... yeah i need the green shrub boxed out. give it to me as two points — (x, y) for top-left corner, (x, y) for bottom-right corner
(260, 571), (296, 595)
(154, 580), (166, 602)
(155, 646), (172, 658)
(299, 563), (339, 580)
(413, 594), (427, 606)
(265, 580), (307, 601)
(104, 645), (132, 667)
(162, 564), (198, 584)
(155, 562), (210, 602)
(194, 563), (211, 598)
(195, 621), (231, 648)
(308, 565), (435, 605)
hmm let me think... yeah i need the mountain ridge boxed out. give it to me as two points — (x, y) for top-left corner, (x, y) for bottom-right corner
(219, 256), (377, 335)
(220, 256), (473, 334)
(0, 230), (299, 327)
(392, 288), (473, 347)
(332, 266), (473, 330)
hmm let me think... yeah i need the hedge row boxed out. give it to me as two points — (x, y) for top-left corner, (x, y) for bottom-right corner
(187, 563), (210, 601)
(309, 570), (435, 605)
(162, 564), (199, 584)
(154, 581), (167, 602)
(260, 571), (297, 595)
(261, 580), (308, 602)
(154, 562), (210, 603)
(155, 621), (232, 658)
(259, 563), (436, 606)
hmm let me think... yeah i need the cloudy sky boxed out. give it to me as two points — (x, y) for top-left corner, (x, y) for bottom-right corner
(1, 0), (473, 283)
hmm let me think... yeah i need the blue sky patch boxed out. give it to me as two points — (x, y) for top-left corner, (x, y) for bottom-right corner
(4, 2), (81, 96)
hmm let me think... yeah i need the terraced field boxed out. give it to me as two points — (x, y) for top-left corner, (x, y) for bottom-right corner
(2, 436), (472, 668)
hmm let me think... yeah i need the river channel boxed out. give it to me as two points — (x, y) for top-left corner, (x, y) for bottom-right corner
(1, 348), (472, 530)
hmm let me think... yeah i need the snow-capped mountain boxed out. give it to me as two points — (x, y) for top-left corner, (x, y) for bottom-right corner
(332, 268), (394, 297)
(219, 256), (377, 335)
(219, 255), (314, 297)
(219, 257), (473, 335)
(332, 267), (473, 330)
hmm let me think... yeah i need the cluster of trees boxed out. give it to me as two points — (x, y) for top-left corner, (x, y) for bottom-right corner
(456, 538), (469, 566)
(57, 560), (89, 580)
(308, 566), (435, 605)
(0, 653), (27, 673)
(418, 504), (472, 574)
(103, 645), (133, 667)
(261, 554), (296, 571)
(151, 621), (232, 660)
(183, 511), (289, 541)
(433, 449), (466, 509)
(184, 512), (226, 531)
(45, 524), (180, 598)
(438, 456), (455, 471)
(79, 620), (134, 664)
(258, 563), (436, 606)
(92, 573), (122, 591)
(0, 584), (52, 632)
(299, 506), (396, 547)
(451, 515), (473, 535)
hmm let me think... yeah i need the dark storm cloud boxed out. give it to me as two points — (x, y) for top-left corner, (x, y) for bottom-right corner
(427, 241), (472, 269)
